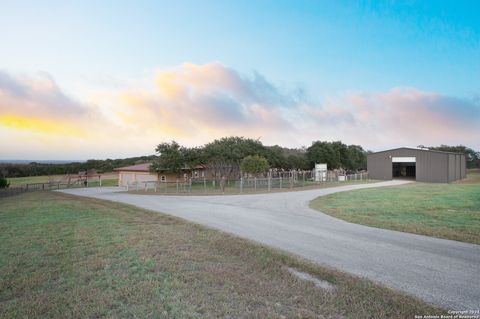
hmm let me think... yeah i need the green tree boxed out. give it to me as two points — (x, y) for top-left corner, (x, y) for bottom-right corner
(346, 145), (367, 170)
(285, 154), (309, 170)
(0, 176), (9, 188)
(306, 141), (339, 169)
(240, 155), (270, 176)
(306, 141), (367, 170)
(151, 141), (185, 176)
(203, 136), (266, 179)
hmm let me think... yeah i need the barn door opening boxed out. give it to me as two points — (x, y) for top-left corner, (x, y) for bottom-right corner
(392, 157), (416, 180)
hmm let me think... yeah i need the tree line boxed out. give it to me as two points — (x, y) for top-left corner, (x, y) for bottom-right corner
(150, 137), (368, 179)
(0, 156), (156, 179)
(1, 137), (478, 180)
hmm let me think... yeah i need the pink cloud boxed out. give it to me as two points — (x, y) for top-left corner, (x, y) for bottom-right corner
(305, 87), (480, 150)
(1, 65), (479, 159)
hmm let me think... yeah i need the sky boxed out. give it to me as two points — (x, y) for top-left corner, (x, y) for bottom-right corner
(0, 0), (479, 160)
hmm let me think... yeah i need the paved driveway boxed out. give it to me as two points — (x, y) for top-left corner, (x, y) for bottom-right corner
(59, 181), (480, 310)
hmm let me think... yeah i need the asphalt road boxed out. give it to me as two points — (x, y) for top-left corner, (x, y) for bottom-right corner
(58, 181), (480, 310)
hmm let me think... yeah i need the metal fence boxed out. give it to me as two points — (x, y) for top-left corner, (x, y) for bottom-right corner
(0, 179), (108, 198)
(125, 172), (369, 195)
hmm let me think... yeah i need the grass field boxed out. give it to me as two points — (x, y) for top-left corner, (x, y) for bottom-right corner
(0, 192), (444, 318)
(310, 170), (480, 244)
(7, 174), (118, 187)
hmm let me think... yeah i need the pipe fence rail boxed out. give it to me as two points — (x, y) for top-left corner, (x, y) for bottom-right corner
(1, 171), (369, 198)
(125, 172), (369, 195)
(0, 179), (106, 198)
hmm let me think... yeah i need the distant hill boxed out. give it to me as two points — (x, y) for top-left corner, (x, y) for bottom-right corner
(0, 155), (157, 178)
(0, 160), (82, 164)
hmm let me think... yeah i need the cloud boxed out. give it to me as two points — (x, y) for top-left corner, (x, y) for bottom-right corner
(0, 70), (101, 136)
(1, 64), (479, 159)
(105, 62), (301, 144)
(304, 87), (480, 150)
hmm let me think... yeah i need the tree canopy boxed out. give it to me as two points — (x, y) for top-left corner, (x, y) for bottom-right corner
(2, 138), (478, 179)
(240, 155), (270, 176)
(306, 141), (367, 170)
(150, 141), (185, 174)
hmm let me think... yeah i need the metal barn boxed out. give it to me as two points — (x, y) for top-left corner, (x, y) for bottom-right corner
(367, 147), (466, 183)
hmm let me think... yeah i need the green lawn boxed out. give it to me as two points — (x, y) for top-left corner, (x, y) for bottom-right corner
(7, 175), (118, 187)
(0, 192), (443, 318)
(7, 175), (67, 185)
(310, 173), (480, 244)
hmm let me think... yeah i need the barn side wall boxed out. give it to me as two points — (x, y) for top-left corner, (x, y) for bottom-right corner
(367, 152), (392, 180)
(367, 148), (450, 183)
(448, 154), (456, 183)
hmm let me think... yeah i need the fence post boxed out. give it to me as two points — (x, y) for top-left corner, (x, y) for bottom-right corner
(280, 176), (282, 189)
(144, 182), (147, 191)
(240, 177), (243, 194)
(204, 178), (206, 194)
(189, 178), (192, 193)
(100, 177), (102, 187)
(268, 174), (271, 192)
(176, 179), (179, 193)
(154, 182), (157, 192)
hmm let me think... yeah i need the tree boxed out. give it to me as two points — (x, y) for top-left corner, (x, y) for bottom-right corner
(285, 154), (309, 170)
(203, 137), (266, 179)
(345, 145), (367, 170)
(151, 141), (185, 176)
(306, 141), (366, 170)
(306, 141), (339, 169)
(0, 176), (9, 189)
(240, 155), (270, 176)
(263, 145), (287, 168)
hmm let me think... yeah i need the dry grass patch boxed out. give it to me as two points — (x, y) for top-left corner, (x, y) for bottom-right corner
(0, 192), (445, 318)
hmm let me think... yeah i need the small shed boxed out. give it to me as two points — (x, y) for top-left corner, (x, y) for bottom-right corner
(367, 147), (466, 183)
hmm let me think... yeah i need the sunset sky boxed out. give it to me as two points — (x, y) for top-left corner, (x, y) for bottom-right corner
(1, 0), (479, 160)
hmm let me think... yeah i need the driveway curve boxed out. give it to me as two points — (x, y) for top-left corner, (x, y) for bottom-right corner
(58, 181), (480, 310)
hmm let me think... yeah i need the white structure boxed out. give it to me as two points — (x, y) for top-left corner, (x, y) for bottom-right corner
(314, 163), (327, 182)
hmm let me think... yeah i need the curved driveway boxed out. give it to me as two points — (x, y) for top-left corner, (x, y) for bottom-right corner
(58, 181), (480, 310)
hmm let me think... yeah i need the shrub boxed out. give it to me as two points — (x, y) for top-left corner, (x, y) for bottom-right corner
(0, 176), (10, 188)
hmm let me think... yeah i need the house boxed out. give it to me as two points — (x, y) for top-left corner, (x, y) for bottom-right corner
(367, 147), (466, 183)
(114, 163), (207, 187)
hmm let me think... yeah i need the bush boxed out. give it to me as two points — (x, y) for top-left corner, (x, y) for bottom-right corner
(0, 176), (10, 189)
(241, 155), (270, 176)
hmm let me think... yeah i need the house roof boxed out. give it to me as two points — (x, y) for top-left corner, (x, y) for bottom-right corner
(368, 147), (464, 156)
(114, 163), (151, 172)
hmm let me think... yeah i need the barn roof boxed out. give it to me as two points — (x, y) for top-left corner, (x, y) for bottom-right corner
(368, 147), (464, 156)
